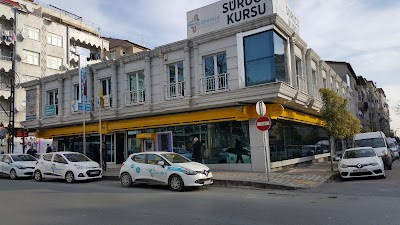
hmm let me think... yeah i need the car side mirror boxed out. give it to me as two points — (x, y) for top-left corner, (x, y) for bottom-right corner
(335, 157), (341, 161)
(157, 161), (165, 167)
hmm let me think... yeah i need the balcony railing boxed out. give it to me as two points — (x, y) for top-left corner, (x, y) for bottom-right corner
(296, 75), (307, 93)
(0, 55), (12, 61)
(312, 85), (321, 100)
(200, 73), (228, 93)
(125, 90), (145, 105)
(165, 82), (184, 99)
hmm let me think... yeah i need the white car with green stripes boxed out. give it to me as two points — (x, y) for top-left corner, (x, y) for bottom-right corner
(119, 152), (213, 191)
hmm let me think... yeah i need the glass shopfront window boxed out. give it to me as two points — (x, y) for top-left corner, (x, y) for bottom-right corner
(269, 120), (329, 162)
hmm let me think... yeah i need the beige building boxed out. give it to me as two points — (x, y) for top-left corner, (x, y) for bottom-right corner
(0, 0), (109, 128)
(103, 37), (149, 60)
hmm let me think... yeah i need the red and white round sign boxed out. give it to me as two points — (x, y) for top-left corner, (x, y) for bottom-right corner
(256, 116), (271, 131)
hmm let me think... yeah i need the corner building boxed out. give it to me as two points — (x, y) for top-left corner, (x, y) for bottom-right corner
(21, 0), (351, 172)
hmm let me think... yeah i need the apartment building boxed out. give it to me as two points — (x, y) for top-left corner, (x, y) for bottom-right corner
(21, 0), (353, 171)
(0, 0), (109, 129)
(103, 37), (149, 60)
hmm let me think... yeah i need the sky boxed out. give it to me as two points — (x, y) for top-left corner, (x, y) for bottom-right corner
(44, 0), (400, 133)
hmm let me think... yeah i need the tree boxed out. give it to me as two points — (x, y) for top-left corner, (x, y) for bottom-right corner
(319, 88), (361, 171)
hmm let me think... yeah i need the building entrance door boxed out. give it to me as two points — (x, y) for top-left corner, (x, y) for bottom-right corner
(116, 133), (125, 164)
(158, 131), (173, 152)
(104, 134), (115, 164)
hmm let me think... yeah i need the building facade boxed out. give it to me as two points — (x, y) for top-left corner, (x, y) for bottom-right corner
(103, 37), (149, 60)
(0, 0), (109, 129)
(22, 0), (353, 171)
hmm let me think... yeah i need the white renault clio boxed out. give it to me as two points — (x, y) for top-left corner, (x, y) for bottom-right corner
(34, 152), (102, 183)
(0, 154), (37, 179)
(120, 152), (213, 191)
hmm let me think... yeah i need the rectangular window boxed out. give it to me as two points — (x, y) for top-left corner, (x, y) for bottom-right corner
(127, 71), (145, 104)
(311, 70), (317, 87)
(100, 78), (112, 107)
(110, 51), (116, 60)
(203, 52), (228, 92)
(46, 89), (58, 116)
(47, 56), (62, 70)
(74, 84), (79, 101)
(323, 77), (327, 88)
(47, 33), (63, 47)
(244, 31), (287, 86)
(25, 26), (40, 41)
(167, 62), (184, 98)
(23, 50), (39, 66)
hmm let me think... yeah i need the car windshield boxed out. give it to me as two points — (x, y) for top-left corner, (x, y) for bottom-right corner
(354, 138), (386, 148)
(343, 149), (376, 159)
(63, 153), (91, 162)
(161, 153), (190, 163)
(388, 142), (396, 148)
(11, 155), (37, 161)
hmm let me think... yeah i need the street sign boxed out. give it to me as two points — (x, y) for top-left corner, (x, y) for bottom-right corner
(78, 103), (92, 112)
(256, 101), (266, 116)
(256, 116), (271, 131)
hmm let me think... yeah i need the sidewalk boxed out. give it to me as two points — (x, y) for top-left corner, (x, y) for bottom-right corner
(103, 161), (339, 190)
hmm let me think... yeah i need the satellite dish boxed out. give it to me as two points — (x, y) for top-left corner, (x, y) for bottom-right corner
(15, 54), (21, 61)
(59, 65), (68, 71)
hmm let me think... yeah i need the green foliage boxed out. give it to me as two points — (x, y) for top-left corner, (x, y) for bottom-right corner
(319, 88), (361, 139)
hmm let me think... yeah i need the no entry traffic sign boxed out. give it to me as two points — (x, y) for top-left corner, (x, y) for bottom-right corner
(256, 116), (271, 131)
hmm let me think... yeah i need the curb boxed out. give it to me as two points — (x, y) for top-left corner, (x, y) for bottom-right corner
(212, 179), (299, 190)
(324, 173), (340, 183)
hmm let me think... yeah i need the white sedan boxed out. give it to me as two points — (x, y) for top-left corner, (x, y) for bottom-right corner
(0, 154), (37, 179)
(338, 147), (385, 180)
(119, 152), (213, 191)
(34, 151), (102, 183)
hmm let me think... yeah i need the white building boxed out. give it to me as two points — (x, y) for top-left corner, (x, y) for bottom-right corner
(21, 0), (352, 171)
(0, 0), (109, 128)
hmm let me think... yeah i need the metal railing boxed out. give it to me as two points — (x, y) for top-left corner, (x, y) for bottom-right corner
(125, 90), (145, 105)
(0, 56), (12, 61)
(296, 75), (307, 93)
(201, 73), (228, 93)
(165, 82), (184, 98)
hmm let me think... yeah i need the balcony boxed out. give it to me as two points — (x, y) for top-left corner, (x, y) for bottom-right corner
(165, 82), (184, 99)
(0, 56), (12, 71)
(125, 90), (145, 105)
(312, 85), (321, 100)
(296, 75), (307, 93)
(200, 73), (228, 94)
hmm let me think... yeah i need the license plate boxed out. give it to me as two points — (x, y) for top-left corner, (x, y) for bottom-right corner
(353, 169), (367, 172)
(90, 171), (100, 175)
(204, 180), (212, 185)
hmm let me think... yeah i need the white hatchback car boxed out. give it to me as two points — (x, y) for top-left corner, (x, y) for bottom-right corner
(0, 154), (37, 180)
(119, 152), (213, 191)
(34, 151), (102, 183)
(338, 147), (385, 180)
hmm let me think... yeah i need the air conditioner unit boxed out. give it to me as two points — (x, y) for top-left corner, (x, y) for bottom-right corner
(15, 54), (21, 61)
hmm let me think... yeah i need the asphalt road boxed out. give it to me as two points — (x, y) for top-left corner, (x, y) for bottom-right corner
(0, 161), (400, 225)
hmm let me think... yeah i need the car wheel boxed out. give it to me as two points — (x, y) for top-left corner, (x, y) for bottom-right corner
(34, 170), (42, 182)
(65, 171), (75, 183)
(169, 174), (185, 192)
(120, 172), (132, 188)
(387, 165), (392, 170)
(9, 169), (17, 180)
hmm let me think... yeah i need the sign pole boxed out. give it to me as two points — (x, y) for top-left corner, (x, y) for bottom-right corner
(99, 81), (103, 171)
(255, 100), (271, 181)
(264, 130), (270, 181)
(83, 102), (86, 155)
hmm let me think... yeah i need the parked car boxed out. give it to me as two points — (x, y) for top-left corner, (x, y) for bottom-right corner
(353, 131), (392, 170)
(387, 140), (399, 159)
(119, 152), (213, 191)
(0, 154), (37, 180)
(34, 152), (102, 183)
(172, 147), (192, 159)
(337, 147), (385, 180)
(218, 147), (251, 163)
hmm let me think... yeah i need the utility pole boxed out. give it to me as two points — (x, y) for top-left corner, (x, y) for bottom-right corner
(8, 7), (17, 153)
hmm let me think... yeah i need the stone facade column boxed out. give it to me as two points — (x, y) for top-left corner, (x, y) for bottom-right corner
(41, 82), (45, 118)
(57, 77), (63, 117)
(305, 49), (313, 96)
(37, 84), (42, 119)
(119, 61), (125, 107)
(68, 75), (73, 115)
(111, 63), (117, 108)
(159, 52), (166, 100)
(93, 69), (99, 109)
(145, 56), (151, 104)
(193, 44), (200, 95)
(289, 37), (297, 88)
(301, 49), (307, 92)
(184, 46), (191, 98)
